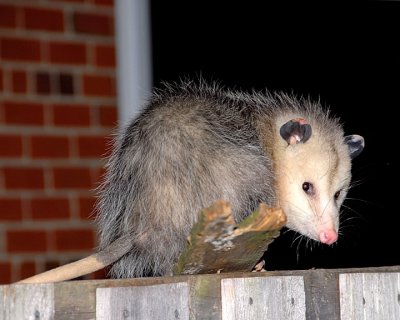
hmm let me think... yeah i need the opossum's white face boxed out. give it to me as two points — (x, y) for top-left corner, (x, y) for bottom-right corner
(277, 141), (351, 244)
(275, 117), (364, 245)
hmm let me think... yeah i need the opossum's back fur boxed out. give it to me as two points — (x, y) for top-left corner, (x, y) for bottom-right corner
(96, 81), (343, 278)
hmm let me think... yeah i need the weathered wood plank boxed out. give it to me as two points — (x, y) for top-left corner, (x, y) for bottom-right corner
(221, 276), (306, 320)
(174, 200), (286, 275)
(2, 266), (400, 319)
(53, 280), (99, 320)
(96, 282), (190, 320)
(303, 269), (340, 320)
(339, 272), (400, 320)
(190, 275), (222, 319)
(0, 283), (54, 320)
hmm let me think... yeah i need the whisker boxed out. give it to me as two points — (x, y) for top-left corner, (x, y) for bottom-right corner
(340, 215), (359, 225)
(348, 179), (366, 189)
(344, 197), (379, 207)
(340, 204), (362, 217)
(296, 236), (304, 263)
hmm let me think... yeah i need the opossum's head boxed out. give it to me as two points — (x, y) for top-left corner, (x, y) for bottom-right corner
(275, 117), (364, 245)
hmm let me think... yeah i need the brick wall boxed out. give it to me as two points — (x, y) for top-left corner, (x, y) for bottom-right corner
(0, 0), (117, 284)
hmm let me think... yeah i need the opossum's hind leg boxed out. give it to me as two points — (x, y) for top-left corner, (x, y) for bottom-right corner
(108, 191), (195, 278)
(103, 131), (210, 278)
(108, 231), (187, 278)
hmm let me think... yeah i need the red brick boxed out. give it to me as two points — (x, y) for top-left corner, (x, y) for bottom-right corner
(49, 42), (87, 65)
(83, 74), (115, 97)
(74, 12), (113, 35)
(51, 0), (84, 2)
(3, 167), (45, 189)
(53, 167), (92, 189)
(52, 104), (91, 127)
(36, 72), (51, 94)
(31, 135), (70, 158)
(77, 135), (108, 158)
(12, 70), (27, 93)
(0, 68), (3, 91)
(0, 262), (12, 284)
(31, 197), (70, 219)
(45, 261), (60, 271)
(20, 261), (37, 279)
(58, 73), (74, 95)
(95, 44), (115, 67)
(79, 196), (96, 219)
(7, 230), (48, 252)
(23, 7), (64, 32)
(55, 229), (95, 251)
(0, 198), (23, 221)
(0, 5), (17, 28)
(0, 134), (23, 157)
(91, 268), (108, 280)
(99, 105), (117, 127)
(94, 0), (114, 6)
(4, 101), (44, 125)
(91, 166), (106, 189)
(0, 37), (41, 61)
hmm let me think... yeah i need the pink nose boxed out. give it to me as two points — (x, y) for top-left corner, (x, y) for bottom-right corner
(319, 229), (338, 245)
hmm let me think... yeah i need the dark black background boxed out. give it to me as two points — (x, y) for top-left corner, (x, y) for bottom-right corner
(150, 1), (400, 270)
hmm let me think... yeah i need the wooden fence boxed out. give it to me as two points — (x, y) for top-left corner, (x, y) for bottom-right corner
(1, 266), (400, 320)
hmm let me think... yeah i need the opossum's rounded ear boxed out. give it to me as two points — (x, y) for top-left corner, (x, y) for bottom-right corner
(280, 118), (312, 145)
(344, 135), (365, 159)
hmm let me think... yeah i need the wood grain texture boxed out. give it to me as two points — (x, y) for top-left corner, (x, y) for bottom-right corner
(303, 269), (340, 320)
(0, 283), (54, 320)
(221, 276), (306, 320)
(190, 275), (222, 319)
(174, 200), (286, 275)
(339, 272), (400, 320)
(96, 282), (189, 320)
(2, 267), (400, 319)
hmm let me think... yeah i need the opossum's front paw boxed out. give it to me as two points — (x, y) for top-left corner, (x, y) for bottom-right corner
(252, 259), (266, 272)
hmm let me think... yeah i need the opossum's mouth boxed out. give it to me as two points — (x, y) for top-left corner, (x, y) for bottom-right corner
(285, 222), (338, 245)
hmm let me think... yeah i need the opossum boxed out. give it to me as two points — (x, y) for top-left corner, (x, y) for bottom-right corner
(17, 80), (364, 283)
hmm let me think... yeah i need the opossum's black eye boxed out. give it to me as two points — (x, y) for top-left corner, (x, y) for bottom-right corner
(334, 190), (341, 200)
(302, 182), (313, 195)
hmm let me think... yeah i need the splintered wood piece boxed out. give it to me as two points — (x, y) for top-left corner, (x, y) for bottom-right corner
(173, 200), (286, 275)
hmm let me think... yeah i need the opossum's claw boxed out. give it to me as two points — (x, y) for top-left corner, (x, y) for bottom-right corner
(280, 118), (312, 145)
(252, 259), (266, 272)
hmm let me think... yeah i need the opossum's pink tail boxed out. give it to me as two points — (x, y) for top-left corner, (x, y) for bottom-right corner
(16, 255), (105, 284)
(16, 235), (132, 284)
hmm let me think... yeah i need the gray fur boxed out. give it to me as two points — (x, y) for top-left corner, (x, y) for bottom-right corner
(95, 80), (356, 278)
